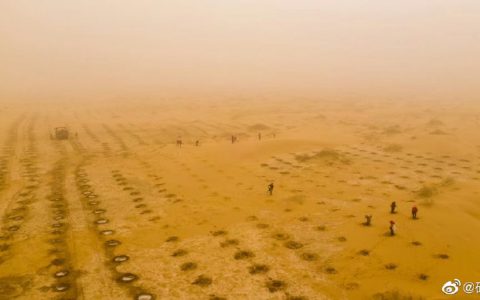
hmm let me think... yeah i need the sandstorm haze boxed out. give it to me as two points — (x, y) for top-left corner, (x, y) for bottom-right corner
(1, 2), (480, 300)
(1, 0), (480, 102)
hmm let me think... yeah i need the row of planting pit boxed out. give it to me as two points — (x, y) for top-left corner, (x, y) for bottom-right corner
(75, 161), (156, 300)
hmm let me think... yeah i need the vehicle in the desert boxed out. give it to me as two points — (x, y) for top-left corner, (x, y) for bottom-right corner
(54, 127), (69, 140)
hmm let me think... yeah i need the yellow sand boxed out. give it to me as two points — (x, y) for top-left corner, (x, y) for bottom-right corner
(0, 99), (479, 300)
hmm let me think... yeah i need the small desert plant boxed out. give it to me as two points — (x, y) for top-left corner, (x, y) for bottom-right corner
(416, 186), (437, 198)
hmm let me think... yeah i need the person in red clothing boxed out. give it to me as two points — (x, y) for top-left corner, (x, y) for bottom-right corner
(389, 220), (396, 236)
(412, 206), (418, 219)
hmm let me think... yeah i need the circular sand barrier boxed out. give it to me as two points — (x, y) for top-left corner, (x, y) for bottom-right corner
(52, 282), (70, 292)
(100, 230), (114, 236)
(284, 241), (304, 249)
(49, 238), (64, 245)
(211, 230), (227, 237)
(105, 240), (121, 247)
(113, 255), (129, 263)
(256, 223), (269, 229)
(8, 215), (24, 221)
(117, 273), (138, 283)
(54, 270), (69, 278)
(234, 250), (255, 260)
(272, 233), (290, 241)
(300, 252), (318, 261)
(50, 203), (64, 209)
(385, 263), (397, 270)
(220, 239), (239, 247)
(180, 262), (197, 271)
(248, 264), (270, 275)
(8, 225), (20, 232)
(192, 275), (212, 287)
(171, 249), (188, 257)
(51, 258), (65, 266)
(135, 293), (155, 300)
(265, 279), (286, 293)
(165, 236), (179, 242)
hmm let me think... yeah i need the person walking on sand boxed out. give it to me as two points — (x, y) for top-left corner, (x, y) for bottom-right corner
(258, 133), (262, 140)
(412, 205), (418, 219)
(268, 183), (274, 195)
(390, 201), (397, 214)
(195, 140), (200, 147)
(364, 214), (372, 226)
(389, 220), (396, 236)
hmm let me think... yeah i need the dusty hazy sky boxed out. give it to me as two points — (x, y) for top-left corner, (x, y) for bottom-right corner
(1, 0), (479, 102)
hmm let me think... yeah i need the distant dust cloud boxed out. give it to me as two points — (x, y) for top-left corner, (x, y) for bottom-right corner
(1, 0), (479, 102)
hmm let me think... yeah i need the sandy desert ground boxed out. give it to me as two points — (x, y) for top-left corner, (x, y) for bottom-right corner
(0, 99), (480, 300)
